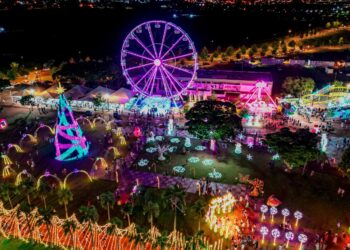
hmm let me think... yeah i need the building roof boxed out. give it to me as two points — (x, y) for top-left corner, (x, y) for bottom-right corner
(196, 69), (273, 82)
(79, 86), (115, 101)
(64, 85), (92, 100)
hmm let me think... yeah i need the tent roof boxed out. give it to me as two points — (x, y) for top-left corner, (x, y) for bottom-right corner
(64, 85), (92, 100)
(79, 86), (115, 101)
(109, 88), (134, 104)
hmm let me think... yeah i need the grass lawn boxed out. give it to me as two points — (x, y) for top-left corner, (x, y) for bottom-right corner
(0, 237), (61, 250)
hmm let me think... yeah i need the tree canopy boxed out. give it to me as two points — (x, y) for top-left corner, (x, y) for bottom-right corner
(282, 77), (315, 97)
(19, 95), (34, 106)
(264, 128), (320, 168)
(185, 100), (242, 140)
(340, 146), (350, 174)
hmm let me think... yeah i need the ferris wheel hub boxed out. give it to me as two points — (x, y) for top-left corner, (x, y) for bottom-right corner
(154, 58), (162, 67)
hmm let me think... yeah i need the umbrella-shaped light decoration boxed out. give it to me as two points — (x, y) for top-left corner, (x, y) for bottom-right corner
(294, 211), (303, 227)
(260, 226), (269, 244)
(282, 208), (290, 223)
(298, 233), (307, 250)
(270, 207), (278, 223)
(285, 231), (294, 248)
(260, 204), (268, 221)
(271, 228), (280, 246)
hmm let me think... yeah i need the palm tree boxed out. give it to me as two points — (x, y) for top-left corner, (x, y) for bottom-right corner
(18, 201), (34, 242)
(38, 206), (55, 245)
(57, 188), (73, 219)
(100, 191), (115, 221)
(107, 216), (123, 235)
(143, 201), (160, 228)
(187, 231), (206, 250)
(163, 185), (186, 231)
(155, 232), (169, 250)
(36, 179), (52, 209)
(0, 182), (14, 208)
(191, 198), (206, 231)
(120, 202), (133, 226)
(63, 218), (77, 250)
(19, 178), (35, 206)
(79, 205), (99, 250)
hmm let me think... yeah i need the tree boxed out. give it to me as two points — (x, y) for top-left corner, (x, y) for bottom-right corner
(38, 207), (55, 245)
(216, 46), (222, 54)
(248, 49), (254, 57)
(191, 198), (206, 231)
(282, 44), (287, 54)
(251, 44), (258, 54)
(225, 46), (234, 56)
(63, 219), (77, 249)
(340, 146), (350, 174)
(143, 201), (160, 228)
(100, 191), (115, 221)
(185, 100), (242, 143)
(79, 205), (99, 250)
(0, 183), (14, 208)
(19, 95), (34, 106)
(264, 128), (320, 173)
(199, 47), (209, 60)
(235, 52), (241, 59)
(240, 45), (247, 55)
(326, 22), (332, 29)
(163, 185), (186, 231)
(107, 217), (124, 235)
(36, 179), (52, 209)
(19, 178), (35, 206)
(92, 93), (105, 108)
(282, 77), (315, 97)
(18, 201), (34, 242)
(261, 43), (268, 53)
(121, 202), (133, 226)
(57, 188), (73, 219)
(155, 232), (169, 250)
(288, 40), (296, 48)
(338, 37), (344, 46)
(0, 79), (10, 92)
(6, 62), (19, 80)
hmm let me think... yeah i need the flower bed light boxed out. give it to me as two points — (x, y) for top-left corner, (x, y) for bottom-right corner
(170, 138), (180, 144)
(168, 146), (177, 153)
(146, 147), (157, 153)
(202, 159), (214, 166)
(173, 166), (185, 173)
(195, 145), (206, 151)
(155, 135), (164, 141)
(188, 156), (200, 163)
(138, 159), (149, 167)
(208, 170), (222, 179)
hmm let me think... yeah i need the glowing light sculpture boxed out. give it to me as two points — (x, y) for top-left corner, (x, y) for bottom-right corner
(282, 208), (290, 223)
(320, 132), (328, 152)
(54, 83), (89, 161)
(294, 211), (303, 227)
(285, 231), (294, 248)
(234, 143), (242, 155)
(270, 207), (278, 222)
(260, 204), (268, 221)
(260, 226), (269, 244)
(1, 154), (12, 166)
(167, 118), (174, 136)
(271, 229), (280, 246)
(184, 138), (191, 148)
(298, 234), (308, 250)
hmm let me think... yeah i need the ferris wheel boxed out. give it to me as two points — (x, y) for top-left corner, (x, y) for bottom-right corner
(121, 20), (198, 99)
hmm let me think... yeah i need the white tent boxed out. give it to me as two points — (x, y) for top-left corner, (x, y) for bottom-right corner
(109, 88), (134, 104)
(64, 85), (92, 100)
(79, 86), (115, 102)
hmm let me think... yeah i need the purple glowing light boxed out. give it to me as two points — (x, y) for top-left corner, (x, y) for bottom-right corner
(298, 234), (308, 244)
(121, 20), (198, 99)
(285, 232), (294, 241)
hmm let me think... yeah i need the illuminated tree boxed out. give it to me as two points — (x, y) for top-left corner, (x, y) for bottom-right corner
(79, 205), (99, 249)
(38, 207), (55, 245)
(199, 47), (209, 60)
(282, 77), (315, 97)
(63, 219), (77, 248)
(55, 83), (89, 161)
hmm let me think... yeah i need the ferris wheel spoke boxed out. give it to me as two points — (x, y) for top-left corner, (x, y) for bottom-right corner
(141, 67), (157, 94)
(163, 52), (194, 62)
(160, 35), (185, 60)
(134, 65), (155, 86)
(159, 67), (172, 98)
(147, 67), (158, 95)
(132, 32), (156, 59)
(158, 24), (168, 58)
(163, 63), (193, 75)
(125, 62), (154, 72)
(161, 66), (183, 95)
(146, 24), (158, 59)
(125, 50), (154, 62)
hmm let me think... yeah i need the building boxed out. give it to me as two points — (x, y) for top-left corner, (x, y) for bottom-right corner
(185, 69), (273, 102)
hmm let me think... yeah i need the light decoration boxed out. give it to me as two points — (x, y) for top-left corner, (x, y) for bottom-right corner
(210, 139), (216, 152)
(7, 144), (24, 153)
(34, 123), (55, 137)
(36, 170), (63, 190)
(271, 228), (280, 246)
(205, 193), (238, 239)
(155, 136), (164, 141)
(188, 156), (200, 163)
(1, 154), (13, 166)
(170, 138), (180, 144)
(294, 211), (303, 227)
(167, 118), (174, 136)
(272, 153), (280, 161)
(195, 145), (206, 151)
(63, 169), (93, 189)
(146, 147), (157, 153)
(208, 169), (222, 179)
(93, 157), (108, 170)
(2, 165), (15, 178)
(234, 143), (242, 154)
(260, 205), (268, 221)
(15, 170), (32, 186)
(298, 234), (308, 250)
(54, 83), (89, 161)
(116, 127), (123, 136)
(270, 207), (278, 222)
(238, 133), (245, 141)
(246, 154), (253, 161)
(202, 159), (214, 166)
(168, 146), (177, 153)
(133, 127), (142, 138)
(260, 226), (269, 244)
(119, 136), (127, 145)
(107, 146), (120, 158)
(248, 142), (254, 148)
(184, 138), (191, 148)
(173, 166), (185, 173)
(0, 118), (8, 129)
(76, 116), (93, 128)
(281, 208), (290, 223)
(285, 231), (295, 248)
(19, 134), (37, 146)
(320, 132), (328, 152)
(138, 159), (149, 167)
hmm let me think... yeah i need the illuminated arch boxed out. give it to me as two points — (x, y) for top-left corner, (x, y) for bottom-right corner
(7, 144), (24, 153)
(2, 165), (16, 179)
(19, 134), (37, 147)
(92, 117), (107, 128)
(15, 170), (33, 186)
(76, 116), (93, 128)
(63, 169), (93, 189)
(93, 157), (108, 170)
(36, 171), (63, 190)
(34, 124), (55, 138)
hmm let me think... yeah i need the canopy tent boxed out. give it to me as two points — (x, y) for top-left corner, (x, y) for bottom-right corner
(109, 88), (134, 104)
(79, 86), (115, 102)
(64, 85), (92, 100)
